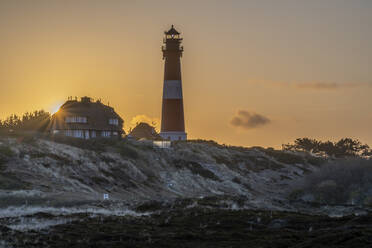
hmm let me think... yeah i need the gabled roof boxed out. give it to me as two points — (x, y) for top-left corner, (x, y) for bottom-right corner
(165, 25), (180, 35)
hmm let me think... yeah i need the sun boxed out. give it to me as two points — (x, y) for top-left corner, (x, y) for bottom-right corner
(50, 102), (64, 115)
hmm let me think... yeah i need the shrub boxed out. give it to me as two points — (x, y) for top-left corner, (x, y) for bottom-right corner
(49, 135), (127, 152)
(0, 145), (14, 166)
(0, 110), (51, 132)
(290, 159), (372, 205)
(283, 137), (371, 158)
(0, 145), (14, 157)
(173, 159), (221, 181)
(118, 144), (139, 159)
(49, 135), (139, 159)
(263, 149), (305, 164)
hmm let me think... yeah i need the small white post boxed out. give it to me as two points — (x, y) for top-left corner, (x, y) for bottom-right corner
(103, 193), (109, 200)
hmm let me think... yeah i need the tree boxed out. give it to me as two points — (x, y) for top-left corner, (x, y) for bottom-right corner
(283, 137), (371, 158)
(0, 110), (51, 133)
(318, 141), (337, 157)
(334, 138), (370, 157)
(283, 138), (320, 153)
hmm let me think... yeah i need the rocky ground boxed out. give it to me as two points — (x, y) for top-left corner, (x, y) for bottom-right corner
(1, 198), (372, 247)
(0, 136), (371, 247)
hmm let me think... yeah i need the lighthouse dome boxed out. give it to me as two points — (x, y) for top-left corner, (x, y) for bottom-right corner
(165, 25), (180, 35)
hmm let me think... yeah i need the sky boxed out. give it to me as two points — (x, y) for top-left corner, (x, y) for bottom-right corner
(0, 0), (371, 148)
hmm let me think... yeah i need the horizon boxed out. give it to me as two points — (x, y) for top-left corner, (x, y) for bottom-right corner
(1, 0), (372, 148)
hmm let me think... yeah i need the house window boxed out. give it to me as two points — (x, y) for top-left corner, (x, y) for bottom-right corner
(101, 131), (111, 137)
(65, 116), (87, 123)
(65, 130), (84, 138)
(109, 118), (119, 125)
(113, 131), (118, 136)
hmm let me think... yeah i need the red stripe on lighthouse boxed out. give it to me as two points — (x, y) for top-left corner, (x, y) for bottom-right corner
(161, 99), (185, 131)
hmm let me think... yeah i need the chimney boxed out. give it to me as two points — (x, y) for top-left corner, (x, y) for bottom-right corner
(81, 96), (91, 103)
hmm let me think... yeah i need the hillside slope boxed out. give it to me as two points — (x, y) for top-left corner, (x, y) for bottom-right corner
(0, 137), (322, 210)
(2, 137), (372, 247)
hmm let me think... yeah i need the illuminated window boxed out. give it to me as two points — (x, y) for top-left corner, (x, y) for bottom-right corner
(65, 130), (84, 138)
(109, 119), (118, 125)
(65, 116), (87, 123)
(101, 131), (111, 137)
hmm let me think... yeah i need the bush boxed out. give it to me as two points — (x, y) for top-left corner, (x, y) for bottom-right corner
(290, 159), (372, 205)
(49, 135), (140, 159)
(173, 159), (221, 181)
(0, 145), (14, 157)
(0, 145), (14, 166)
(0, 110), (51, 132)
(283, 137), (371, 158)
(117, 143), (139, 159)
(263, 149), (305, 164)
(49, 135), (117, 152)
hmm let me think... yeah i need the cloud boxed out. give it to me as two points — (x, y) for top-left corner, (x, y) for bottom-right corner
(230, 110), (270, 129)
(261, 80), (369, 90)
(295, 82), (367, 90)
(129, 114), (160, 130)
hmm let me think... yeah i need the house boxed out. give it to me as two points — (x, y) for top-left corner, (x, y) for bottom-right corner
(50, 96), (124, 139)
(129, 122), (162, 140)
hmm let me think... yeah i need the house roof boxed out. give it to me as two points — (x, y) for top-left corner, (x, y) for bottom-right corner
(129, 122), (162, 140)
(50, 97), (124, 132)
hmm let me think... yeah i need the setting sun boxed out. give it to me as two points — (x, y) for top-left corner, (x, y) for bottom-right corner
(50, 102), (64, 115)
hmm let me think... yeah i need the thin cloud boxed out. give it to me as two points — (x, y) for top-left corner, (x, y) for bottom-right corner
(230, 110), (270, 129)
(129, 114), (160, 131)
(296, 82), (340, 90)
(295, 82), (363, 90)
(260, 80), (369, 90)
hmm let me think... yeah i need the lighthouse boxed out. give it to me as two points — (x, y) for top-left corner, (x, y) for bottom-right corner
(160, 25), (187, 141)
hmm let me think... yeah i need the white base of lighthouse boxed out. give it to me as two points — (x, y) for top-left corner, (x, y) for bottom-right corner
(160, 131), (187, 141)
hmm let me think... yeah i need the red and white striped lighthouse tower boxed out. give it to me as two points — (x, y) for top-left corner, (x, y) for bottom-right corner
(160, 25), (187, 141)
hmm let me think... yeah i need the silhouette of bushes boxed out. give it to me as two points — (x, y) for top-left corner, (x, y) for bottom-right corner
(262, 148), (305, 164)
(187, 139), (226, 149)
(0, 110), (50, 133)
(283, 137), (371, 158)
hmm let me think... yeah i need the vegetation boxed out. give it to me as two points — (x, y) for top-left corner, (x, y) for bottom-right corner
(283, 137), (371, 158)
(0, 110), (51, 133)
(290, 159), (372, 205)
(173, 159), (221, 181)
(0, 145), (14, 166)
(3, 207), (372, 247)
(49, 135), (139, 159)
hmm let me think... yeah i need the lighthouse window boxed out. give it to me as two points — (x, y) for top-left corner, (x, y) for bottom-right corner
(109, 118), (119, 125)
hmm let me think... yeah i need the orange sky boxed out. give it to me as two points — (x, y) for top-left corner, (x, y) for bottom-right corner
(1, 0), (371, 148)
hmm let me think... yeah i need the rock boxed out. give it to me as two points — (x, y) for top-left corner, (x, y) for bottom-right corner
(268, 219), (288, 229)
